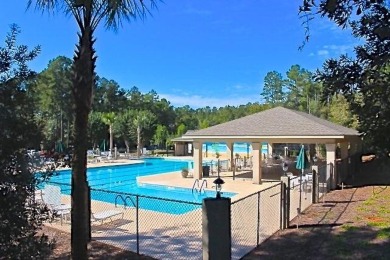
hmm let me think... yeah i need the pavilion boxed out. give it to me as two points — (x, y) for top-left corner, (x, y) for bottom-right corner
(181, 106), (361, 186)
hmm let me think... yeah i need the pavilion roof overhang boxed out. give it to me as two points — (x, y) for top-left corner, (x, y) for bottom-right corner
(182, 107), (361, 145)
(184, 135), (356, 144)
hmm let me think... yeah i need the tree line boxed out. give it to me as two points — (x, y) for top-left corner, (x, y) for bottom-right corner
(28, 55), (274, 154)
(29, 56), (363, 156)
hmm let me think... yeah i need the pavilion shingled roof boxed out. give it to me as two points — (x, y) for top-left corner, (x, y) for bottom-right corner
(185, 107), (359, 137)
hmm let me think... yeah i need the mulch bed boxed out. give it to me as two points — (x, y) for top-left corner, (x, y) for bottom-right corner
(243, 185), (390, 259)
(41, 226), (155, 259)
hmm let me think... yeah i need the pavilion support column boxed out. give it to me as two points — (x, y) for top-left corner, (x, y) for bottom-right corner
(325, 143), (337, 191)
(252, 142), (262, 184)
(226, 141), (234, 171)
(267, 143), (273, 159)
(193, 141), (203, 180)
(339, 142), (349, 185)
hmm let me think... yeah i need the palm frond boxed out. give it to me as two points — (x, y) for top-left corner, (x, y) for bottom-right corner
(96, 0), (159, 31)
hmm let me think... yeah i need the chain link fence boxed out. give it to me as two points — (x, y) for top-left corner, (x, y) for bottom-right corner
(39, 181), (203, 259)
(39, 168), (338, 259)
(289, 175), (312, 221)
(231, 182), (281, 259)
(317, 163), (328, 201)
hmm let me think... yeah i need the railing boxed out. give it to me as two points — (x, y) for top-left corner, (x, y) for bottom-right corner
(115, 194), (137, 209)
(192, 179), (208, 194)
(199, 179), (207, 194)
(192, 179), (200, 193)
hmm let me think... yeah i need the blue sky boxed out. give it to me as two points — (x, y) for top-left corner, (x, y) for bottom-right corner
(0, 0), (357, 108)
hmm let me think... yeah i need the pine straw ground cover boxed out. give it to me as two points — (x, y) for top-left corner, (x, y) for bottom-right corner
(244, 185), (390, 259)
(41, 185), (390, 259)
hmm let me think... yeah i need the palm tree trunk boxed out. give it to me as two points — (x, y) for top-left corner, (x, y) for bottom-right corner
(109, 124), (113, 157)
(71, 5), (94, 259)
(124, 138), (130, 154)
(137, 125), (141, 158)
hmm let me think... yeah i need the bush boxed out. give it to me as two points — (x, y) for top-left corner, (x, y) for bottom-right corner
(181, 168), (189, 178)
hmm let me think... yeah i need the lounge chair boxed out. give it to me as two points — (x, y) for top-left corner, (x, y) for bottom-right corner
(34, 189), (44, 203)
(91, 209), (124, 225)
(42, 185), (71, 224)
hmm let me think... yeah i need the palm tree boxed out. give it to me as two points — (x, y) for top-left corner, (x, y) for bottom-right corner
(27, 1), (157, 258)
(134, 110), (156, 157)
(114, 109), (136, 153)
(101, 112), (116, 157)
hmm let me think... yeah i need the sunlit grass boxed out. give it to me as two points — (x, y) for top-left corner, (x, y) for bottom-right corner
(362, 199), (374, 206)
(356, 186), (390, 243)
(341, 224), (359, 232)
(377, 228), (390, 240)
(367, 221), (388, 228)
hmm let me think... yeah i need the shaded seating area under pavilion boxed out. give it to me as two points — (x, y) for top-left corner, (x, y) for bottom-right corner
(182, 106), (361, 188)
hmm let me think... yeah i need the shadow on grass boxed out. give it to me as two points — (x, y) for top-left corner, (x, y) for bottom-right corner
(242, 224), (390, 259)
(287, 223), (343, 229)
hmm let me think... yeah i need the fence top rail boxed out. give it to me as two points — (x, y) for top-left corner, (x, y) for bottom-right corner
(231, 181), (281, 205)
(90, 187), (203, 206)
(46, 181), (203, 206)
(45, 181), (70, 187)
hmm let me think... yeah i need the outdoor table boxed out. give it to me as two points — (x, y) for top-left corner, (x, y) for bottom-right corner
(53, 204), (71, 225)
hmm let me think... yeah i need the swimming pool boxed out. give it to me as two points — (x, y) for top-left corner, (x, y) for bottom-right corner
(48, 158), (236, 214)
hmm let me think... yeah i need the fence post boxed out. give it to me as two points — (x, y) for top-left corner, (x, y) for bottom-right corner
(88, 185), (91, 242)
(136, 196), (139, 255)
(329, 163), (336, 190)
(311, 166), (319, 203)
(280, 176), (290, 229)
(257, 192), (261, 245)
(202, 197), (231, 260)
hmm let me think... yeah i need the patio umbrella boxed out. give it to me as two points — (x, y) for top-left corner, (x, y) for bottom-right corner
(100, 139), (106, 152)
(55, 141), (64, 153)
(295, 144), (310, 227)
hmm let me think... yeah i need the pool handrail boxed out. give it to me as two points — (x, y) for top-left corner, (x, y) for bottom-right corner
(115, 194), (137, 209)
(192, 179), (200, 193)
(199, 180), (207, 194)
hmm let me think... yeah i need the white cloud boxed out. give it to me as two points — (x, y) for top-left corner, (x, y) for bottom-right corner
(160, 93), (260, 108)
(232, 84), (244, 90)
(315, 43), (355, 58)
(323, 44), (354, 54)
(317, 49), (329, 56)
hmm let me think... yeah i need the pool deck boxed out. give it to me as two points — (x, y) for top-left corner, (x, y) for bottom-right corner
(47, 156), (282, 259)
(137, 170), (279, 202)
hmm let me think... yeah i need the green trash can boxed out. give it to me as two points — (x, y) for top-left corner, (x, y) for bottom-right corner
(202, 165), (210, 177)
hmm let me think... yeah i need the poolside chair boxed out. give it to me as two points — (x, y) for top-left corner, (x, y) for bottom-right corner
(91, 209), (124, 225)
(42, 185), (71, 224)
(34, 189), (44, 204)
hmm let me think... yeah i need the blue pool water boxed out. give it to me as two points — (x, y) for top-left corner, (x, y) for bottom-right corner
(203, 142), (269, 155)
(48, 158), (236, 214)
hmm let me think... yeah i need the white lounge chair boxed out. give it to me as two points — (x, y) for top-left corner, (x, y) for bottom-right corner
(91, 209), (124, 225)
(42, 185), (71, 224)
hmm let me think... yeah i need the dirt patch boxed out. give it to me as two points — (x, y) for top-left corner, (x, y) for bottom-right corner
(40, 226), (155, 259)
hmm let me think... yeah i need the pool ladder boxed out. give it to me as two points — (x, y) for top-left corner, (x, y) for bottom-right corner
(115, 195), (137, 209)
(192, 179), (207, 194)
